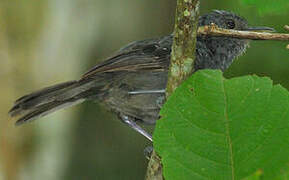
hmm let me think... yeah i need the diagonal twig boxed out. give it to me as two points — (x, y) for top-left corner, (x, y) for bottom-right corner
(198, 24), (289, 49)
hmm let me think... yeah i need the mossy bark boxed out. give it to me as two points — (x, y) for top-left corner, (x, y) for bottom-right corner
(145, 0), (200, 179)
(166, 0), (200, 96)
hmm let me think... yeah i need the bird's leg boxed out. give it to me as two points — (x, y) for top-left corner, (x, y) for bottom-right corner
(128, 89), (165, 95)
(120, 115), (153, 142)
(123, 89), (165, 141)
(144, 146), (154, 159)
(156, 95), (166, 109)
(128, 89), (166, 108)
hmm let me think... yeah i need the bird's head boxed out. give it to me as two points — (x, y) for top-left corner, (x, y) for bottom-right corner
(195, 10), (275, 71)
(199, 10), (275, 33)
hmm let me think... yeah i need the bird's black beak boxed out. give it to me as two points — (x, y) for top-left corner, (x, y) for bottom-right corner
(244, 26), (276, 32)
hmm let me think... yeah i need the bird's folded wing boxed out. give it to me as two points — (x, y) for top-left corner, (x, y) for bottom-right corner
(82, 36), (172, 79)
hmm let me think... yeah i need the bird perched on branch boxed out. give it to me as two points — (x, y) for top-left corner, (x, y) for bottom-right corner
(9, 10), (274, 141)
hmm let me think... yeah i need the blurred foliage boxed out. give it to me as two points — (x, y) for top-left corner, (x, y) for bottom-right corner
(240, 0), (289, 15)
(0, 0), (288, 180)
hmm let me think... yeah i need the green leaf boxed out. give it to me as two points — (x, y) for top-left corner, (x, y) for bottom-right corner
(154, 70), (289, 180)
(240, 0), (289, 15)
(274, 165), (289, 180)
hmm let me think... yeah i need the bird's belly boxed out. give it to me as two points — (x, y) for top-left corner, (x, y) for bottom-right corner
(104, 71), (167, 124)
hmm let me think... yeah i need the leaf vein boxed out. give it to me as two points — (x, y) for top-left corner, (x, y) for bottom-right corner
(172, 111), (230, 167)
(221, 78), (235, 180)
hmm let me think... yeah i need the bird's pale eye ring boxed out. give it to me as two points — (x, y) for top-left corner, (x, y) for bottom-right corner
(226, 19), (235, 29)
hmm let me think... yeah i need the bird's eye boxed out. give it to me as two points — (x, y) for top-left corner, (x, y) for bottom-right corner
(226, 19), (235, 29)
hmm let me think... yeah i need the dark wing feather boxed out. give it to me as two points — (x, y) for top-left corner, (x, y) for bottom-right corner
(82, 35), (172, 78)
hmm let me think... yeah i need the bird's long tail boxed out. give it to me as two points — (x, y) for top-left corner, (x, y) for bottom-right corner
(9, 77), (106, 126)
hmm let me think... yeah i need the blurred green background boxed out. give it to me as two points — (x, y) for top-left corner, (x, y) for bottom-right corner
(0, 0), (288, 180)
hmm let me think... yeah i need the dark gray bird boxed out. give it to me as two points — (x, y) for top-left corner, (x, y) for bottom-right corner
(9, 10), (274, 141)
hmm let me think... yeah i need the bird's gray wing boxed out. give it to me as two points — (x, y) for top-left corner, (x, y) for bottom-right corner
(82, 35), (172, 78)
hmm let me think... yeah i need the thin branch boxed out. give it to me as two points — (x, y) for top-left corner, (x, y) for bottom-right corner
(166, 0), (200, 96)
(145, 151), (163, 180)
(145, 0), (200, 179)
(198, 23), (289, 49)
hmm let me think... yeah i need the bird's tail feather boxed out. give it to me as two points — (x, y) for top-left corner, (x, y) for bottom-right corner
(9, 78), (104, 126)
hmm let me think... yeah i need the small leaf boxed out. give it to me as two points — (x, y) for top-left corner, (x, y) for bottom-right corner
(154, 70), (289, 180)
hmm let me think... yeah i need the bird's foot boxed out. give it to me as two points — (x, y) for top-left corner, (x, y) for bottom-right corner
(120, 114), (153, 142)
